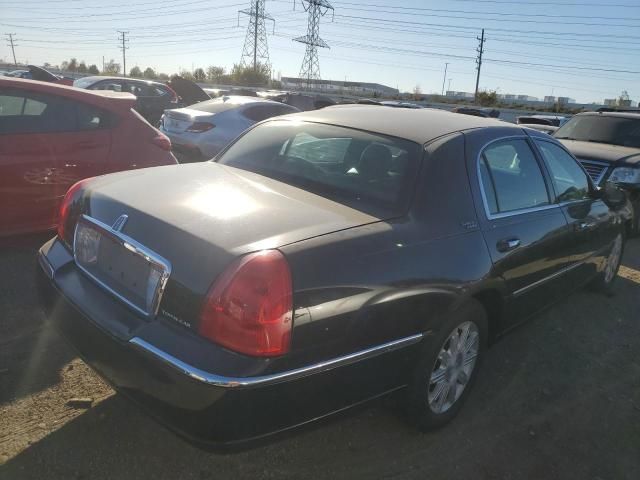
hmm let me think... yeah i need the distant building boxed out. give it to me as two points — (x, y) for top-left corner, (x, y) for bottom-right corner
(445, 91), (475, 99)
(281, 77), (398, 96)
(544, 96), (556, 104)
(517, 95), (538, 101)
(619, 99), (633, 107)
(604, 99), (618, 106)
(557, 97), (576, 105)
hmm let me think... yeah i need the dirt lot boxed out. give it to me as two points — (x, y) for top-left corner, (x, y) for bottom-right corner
(1, 234), (639, 480)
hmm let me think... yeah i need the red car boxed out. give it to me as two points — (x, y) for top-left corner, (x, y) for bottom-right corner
(0, 78), (177, 236)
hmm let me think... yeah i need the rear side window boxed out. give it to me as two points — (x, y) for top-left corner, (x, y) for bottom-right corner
(0, 89), (110, 134)
(479, 139), (550, 216)
(536, 140), (590, 202)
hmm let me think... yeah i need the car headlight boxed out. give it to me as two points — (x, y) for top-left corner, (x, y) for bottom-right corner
(609, 167), (640, 185)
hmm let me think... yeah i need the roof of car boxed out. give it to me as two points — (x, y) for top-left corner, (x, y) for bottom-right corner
(214, 95), (287, 105)
(0, 77), (136, 107)
(77, 75), (164, 85)
(279, 105), (514, 143)
(575, 111), (640, 120)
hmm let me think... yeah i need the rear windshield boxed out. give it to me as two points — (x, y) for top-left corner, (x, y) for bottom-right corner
(189, 98), (245, 114)
(555, 115), (640, 148)
(216, 121), (422, 217)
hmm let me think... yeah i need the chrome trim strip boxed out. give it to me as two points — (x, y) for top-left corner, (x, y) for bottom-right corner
(73, 215), (172, 318)
(129, 333), (425, 389)
(476, 135), (559, 221)
(512, 261), (583, 297)
(38, 250), (54, 280)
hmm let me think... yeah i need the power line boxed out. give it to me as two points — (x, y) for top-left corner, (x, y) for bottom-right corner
(294, 0), (334, 87)
(118, 30), (129, 77)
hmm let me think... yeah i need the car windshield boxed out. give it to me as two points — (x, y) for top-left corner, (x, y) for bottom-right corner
(555, 115), (640, 148)
(217, 121), (422, 217)
(73, 77), (98, 89)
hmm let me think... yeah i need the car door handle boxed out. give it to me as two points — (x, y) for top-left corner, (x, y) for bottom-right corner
(576, 222), (595, 231)
(496, 238), (521, 253)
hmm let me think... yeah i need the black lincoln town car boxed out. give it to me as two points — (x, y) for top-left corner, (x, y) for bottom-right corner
(37, 106), (628, 447)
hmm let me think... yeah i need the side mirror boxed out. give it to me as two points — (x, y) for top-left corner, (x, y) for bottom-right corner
(601, 181), (628, 210)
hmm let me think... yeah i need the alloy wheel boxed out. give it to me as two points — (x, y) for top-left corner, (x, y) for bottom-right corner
(604, 233), (623, 284)
(427, 320), (480, 414)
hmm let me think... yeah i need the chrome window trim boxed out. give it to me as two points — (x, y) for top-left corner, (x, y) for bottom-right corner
(73, 214), (172, 319)
(512, 261), (583, 297)
(129, 333), (424, 389)
(477, 135), (558, 221)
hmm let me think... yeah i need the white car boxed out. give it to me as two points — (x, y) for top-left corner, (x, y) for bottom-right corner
(159, 96), (299, 162)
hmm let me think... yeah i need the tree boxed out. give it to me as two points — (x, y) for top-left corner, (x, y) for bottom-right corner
(103, 59), (120, 75)
(129, 66), (143, 78)
(476, 89), (498, 106)
(179, 69), (195, 81)
(68, 58), (78, 72)
(157, 72), (169, 81)
(77, 61), (88, 73)
(193, 67), (206, 81)
(206, 65), (225, 82)
(60, 60), (69, 71)
(88, 64), (99, 74)
(143, 67), (156, 79)
(229, 63), (269, 86)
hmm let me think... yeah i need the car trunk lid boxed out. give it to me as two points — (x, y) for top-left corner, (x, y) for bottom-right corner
(76, 162), (379, 330)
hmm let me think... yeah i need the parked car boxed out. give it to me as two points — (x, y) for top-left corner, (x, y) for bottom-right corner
(517, 115), (568, 127)
(5, 69), (31, 79)
(159, 96), (300, 161)
(0, 77), (177, 236)
(554, 111), (640, 235)
(73, 76), (180, 125)
(452, 106), (500, 118)
(520, 123), (558, 135)
(270, 92), (336, 111)
(38, 106), (628, 447)
(166, 75), (210, 106)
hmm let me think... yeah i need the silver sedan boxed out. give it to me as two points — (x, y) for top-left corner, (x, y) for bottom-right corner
(160, 96), (300, 161)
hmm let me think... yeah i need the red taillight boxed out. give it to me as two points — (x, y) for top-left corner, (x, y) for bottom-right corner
(199, 250), (293, 357)
(152, 133), (172, 151)
(186, 122), (215, 133)
(57, 177), (94, 246)
(165, 85), (179, 104)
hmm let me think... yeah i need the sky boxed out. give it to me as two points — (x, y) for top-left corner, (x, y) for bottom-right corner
(1, 0), (639, 104)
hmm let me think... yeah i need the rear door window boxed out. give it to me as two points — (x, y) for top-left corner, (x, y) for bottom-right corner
(479, 139), (550, 215)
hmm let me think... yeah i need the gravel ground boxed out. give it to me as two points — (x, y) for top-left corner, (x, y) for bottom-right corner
(1, 234), (639, 480)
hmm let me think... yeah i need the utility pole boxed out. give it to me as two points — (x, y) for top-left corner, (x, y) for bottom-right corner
(102, 56), (105, 73)
(6, 34), (18, 65)
(293, 0), (334, 89)
(118, 31), (129, 77)
(474, 28), (486, 104)
(239, 0), (274, 73)
(441, 62), (449, 96)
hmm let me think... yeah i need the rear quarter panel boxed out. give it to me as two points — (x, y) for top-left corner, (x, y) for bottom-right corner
(280, 133), (494, 367)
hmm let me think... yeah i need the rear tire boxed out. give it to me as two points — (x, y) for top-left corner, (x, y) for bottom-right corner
(590, 230), (625, 294)
(405, 300), (488, 431)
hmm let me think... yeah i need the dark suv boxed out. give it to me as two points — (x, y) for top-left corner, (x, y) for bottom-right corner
(73, 76), (179, 124)
(555, 111), (640, 235)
